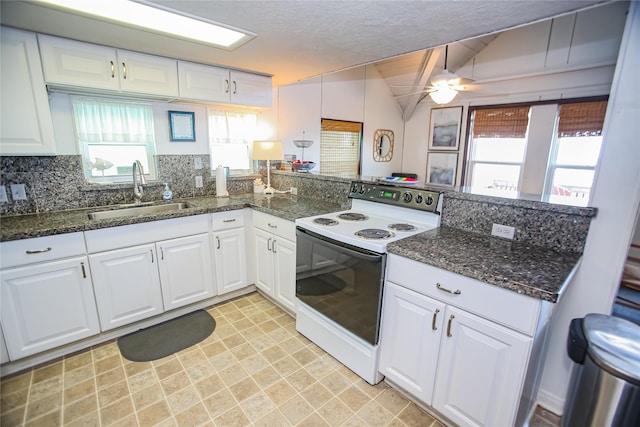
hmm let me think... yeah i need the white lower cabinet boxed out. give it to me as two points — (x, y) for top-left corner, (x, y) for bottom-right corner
(431, 306), (530, 427)
(0, 256), (100, 359)
(253, 211), (297, 313)
(380, 254), (541, 427)
(89, 244), (164, 331)
(213, 210), (249, 295)
(157, 234), (215, 310)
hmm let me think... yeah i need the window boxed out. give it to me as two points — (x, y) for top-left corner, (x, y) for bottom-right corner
(545, 100), (607, 206)
(72, 97), (157, 183)
(320, 119), (363, 177)
(208, 109), (258, 173)
(464, 106), (531, 194)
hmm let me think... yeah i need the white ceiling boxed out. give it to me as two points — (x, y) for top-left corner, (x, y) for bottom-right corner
(1, 0), (614, 87)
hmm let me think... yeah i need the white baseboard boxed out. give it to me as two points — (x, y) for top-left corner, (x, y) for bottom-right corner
(536, 388), (565, 416)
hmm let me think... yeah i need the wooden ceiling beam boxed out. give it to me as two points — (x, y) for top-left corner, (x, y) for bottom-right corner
(401, 48), (441, 122)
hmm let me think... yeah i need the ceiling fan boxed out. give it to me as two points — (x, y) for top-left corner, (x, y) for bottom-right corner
(395, 45), (475, 104)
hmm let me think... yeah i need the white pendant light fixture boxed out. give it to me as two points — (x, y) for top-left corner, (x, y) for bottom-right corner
(429, 45), (459, 105)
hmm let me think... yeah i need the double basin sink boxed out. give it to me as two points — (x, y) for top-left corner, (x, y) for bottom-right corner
(87, 202), (192, 220)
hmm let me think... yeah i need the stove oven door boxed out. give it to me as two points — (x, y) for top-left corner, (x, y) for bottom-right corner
(295, 227), (386, 345)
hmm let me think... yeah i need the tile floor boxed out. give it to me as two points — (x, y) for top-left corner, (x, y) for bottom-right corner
(0, 292), (560, 426)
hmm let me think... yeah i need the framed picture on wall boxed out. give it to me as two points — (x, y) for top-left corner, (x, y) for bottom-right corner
(169, 111), (196, 142)
(428, 106), (462, 150)
(426, 152), (458, 186)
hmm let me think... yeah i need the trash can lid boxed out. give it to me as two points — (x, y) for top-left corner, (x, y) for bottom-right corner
(583, 313), (640, 385)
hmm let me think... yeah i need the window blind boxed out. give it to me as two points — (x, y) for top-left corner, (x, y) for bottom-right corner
(557, 101), (608, 137)
(320, 119), (362, 176)
(472, 107), (531, 138)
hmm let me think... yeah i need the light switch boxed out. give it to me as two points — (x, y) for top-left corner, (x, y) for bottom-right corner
(0, 185), (7, 203)
(194, 157), (203, 170)
(10, 184), (27, 201)
(195, 176), (203, 188)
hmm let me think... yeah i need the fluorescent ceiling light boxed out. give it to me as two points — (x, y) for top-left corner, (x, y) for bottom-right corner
(36, 0), (255, 50)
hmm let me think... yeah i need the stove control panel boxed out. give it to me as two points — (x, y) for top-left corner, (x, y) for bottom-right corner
(348, 181), (441, 213)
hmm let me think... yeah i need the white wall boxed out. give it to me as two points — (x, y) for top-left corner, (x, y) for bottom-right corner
(276, 65), (405, 177)
(538, 3), (640, 413)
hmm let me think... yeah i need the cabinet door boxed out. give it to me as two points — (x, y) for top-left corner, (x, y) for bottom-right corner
(214, 228), (248, 295)
(254, 228), (274, 295)
(432, 306), (531, 427)
(1, 28), (56, 154)
(379, 282), (445, 404)
(157, 234), (215, 311)
(89, 244), (164, 331)
(0, 325), (9, 363)
(178, 61), (230, 102)
(0, 256), (100, 359)
(38, 34), (119, 90)
(117, 50), (178, 96)
(230, 70), (272, 107)
(273, 237), (296, 313)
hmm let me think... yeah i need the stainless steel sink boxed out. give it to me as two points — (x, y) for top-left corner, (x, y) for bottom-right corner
(88, 203), (192, 220)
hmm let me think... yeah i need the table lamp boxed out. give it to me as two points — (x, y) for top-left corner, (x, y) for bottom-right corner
(253, 141), (283, 194)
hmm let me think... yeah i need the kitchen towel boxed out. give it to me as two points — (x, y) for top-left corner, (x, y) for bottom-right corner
(216, 164), (229, 197)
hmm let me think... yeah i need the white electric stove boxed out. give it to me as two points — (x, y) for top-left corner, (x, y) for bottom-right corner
(295, 180), (442, 384)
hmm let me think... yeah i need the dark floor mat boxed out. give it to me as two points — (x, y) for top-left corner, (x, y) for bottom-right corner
(118, 310), (216, 362)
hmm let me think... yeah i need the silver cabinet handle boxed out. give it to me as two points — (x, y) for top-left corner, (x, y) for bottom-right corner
(122, 62), (127, 79)
(216, 236), (221, 249)
(225, 79), (229, 93)
(268, 223), (277, 229)
(160, 248), (164, 260)
(272, 239), (277, 253)
(223, 218), (236, 223)
(437, 283), (461, 295)
(267, 237), (272, 251)
(81, 262), (87, 278)
(110, 60), (115, 78)
(233, 80), (237, 94)
(150, 249), (154, 263)
(447, 314), (455, 337)
(432, 308), (440, 331)
(26, 247), (52, 254)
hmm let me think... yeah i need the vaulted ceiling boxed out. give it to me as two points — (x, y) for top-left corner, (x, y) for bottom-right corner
(1, 0), (613, 89)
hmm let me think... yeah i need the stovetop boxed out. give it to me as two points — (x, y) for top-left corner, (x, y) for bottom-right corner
(295, 181), (442, 253)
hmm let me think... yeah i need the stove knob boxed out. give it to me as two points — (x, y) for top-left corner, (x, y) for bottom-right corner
(426, 196), (434, 205)
(415, 194), (424, 204)
(403, 192), (413, 203)
(351, 183), (359, 194)
(359, 185), (366, 194)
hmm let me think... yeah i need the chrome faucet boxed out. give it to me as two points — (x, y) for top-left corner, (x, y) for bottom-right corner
(132, 160), (147, 204)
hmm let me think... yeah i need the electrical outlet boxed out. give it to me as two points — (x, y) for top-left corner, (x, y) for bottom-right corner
(491, 223), (515, 240)
(194, 157), (203, 170)
(290, 187), (298, 195)
(195, 176), (203, 188)
(10, 183), (27, 201)
(0, 185), (7, 203)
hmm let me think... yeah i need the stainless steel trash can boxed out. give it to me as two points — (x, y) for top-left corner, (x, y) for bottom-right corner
(562, 313), (640, 427)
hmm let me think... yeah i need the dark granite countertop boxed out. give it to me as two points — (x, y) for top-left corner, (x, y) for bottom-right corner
(387, 226), (582, 303)
(0, 193), (349, 242)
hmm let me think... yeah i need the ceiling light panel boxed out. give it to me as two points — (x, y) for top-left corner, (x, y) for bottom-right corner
(36, 0), (255, 50)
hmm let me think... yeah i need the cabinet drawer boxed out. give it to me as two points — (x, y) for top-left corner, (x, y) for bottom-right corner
(85, 215), (209, 253)
(0, 232), (86, 269)
(253, 211), (295, 241)
(213, 209), (245, 230)
(387, 254), (541, 336)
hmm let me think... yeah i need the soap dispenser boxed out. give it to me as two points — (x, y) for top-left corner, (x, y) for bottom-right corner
(162, 183), (173, 201)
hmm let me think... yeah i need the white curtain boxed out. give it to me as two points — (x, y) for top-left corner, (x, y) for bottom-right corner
(72, 97), (154, 142)
(208, 109), (257, 170)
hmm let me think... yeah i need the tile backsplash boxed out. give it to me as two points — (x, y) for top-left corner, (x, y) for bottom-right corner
(0, 155), (253, 216)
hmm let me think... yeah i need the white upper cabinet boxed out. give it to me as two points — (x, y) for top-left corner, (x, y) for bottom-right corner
(0, 27), (56, 155)
(38, 34), (179, 97)
(179, 60), (272, 107)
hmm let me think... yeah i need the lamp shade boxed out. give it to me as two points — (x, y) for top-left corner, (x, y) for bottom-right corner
(253, 141), (283, 160)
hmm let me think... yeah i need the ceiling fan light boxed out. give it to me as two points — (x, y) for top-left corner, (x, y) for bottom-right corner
(429, 86), (458, 104)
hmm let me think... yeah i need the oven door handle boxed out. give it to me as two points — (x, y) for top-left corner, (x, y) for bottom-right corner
(296, 227), (384, 262)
